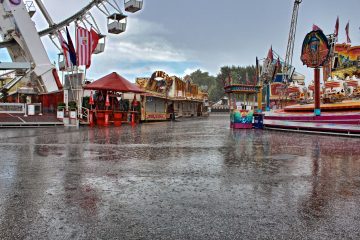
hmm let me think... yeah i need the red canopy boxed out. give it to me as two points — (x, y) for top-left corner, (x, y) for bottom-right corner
(83, 72), (144, 93)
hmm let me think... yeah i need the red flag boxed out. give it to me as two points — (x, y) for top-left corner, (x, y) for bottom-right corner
(76, 26), (91, 67)
(334, 17), (339, 38)
(89, 91), (94, 105)
(312, 24), (322, 31)
(276, 57), (281, 70)
(345, 21), (351, 43)
(267, 46), (273, 63)
(86, 29), (100, 69)
(57, 31), (72, 69)
(272, 57), (281, 80)
(90, 29), (99, 53)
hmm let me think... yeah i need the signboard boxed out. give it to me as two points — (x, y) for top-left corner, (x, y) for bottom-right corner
(64, 90), (69, 107)
(57, 110), (64, 119)
(0, 103), (25, 113)
(27, 104), (35, 116)
(145, 113), (167, 121)
(70, 111), (77, 119)
(224, 84), (261, 94)
(301, 30), (330, 68)
(270, 83), (286, 96)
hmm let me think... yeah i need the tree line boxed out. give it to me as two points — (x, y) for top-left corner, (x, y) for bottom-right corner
(189, 65), (261, 102)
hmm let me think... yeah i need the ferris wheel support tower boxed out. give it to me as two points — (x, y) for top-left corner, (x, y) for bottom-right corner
(0, 0), (62, 93)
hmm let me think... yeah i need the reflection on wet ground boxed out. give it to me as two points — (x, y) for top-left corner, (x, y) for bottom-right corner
(1, 114), (360, 239)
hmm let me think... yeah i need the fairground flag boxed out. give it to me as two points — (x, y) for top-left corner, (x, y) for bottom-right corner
(86, 28), (100, 69)
(345, 21), (351, 43)
(312, 24), (322, 31)
(267, 46), (273, 63)
(66, 27), (77, 66)
(90, 29), (99, 53)
(272, 57), (281, 80)
(334, 16), (339, 38)
(276, 57), (281, 71)
(76, 26), (91, 67)
(57, 31), (72, 68)
(255, 57), (259, 85)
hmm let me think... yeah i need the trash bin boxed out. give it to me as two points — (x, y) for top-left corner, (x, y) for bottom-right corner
(253, 113), (264, 129)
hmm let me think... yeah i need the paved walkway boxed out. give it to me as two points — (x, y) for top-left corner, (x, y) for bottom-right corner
(1, 115), (360, 239)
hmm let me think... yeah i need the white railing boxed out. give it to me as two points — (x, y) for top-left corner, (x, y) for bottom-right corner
(81, 107), (90, 123)
(0, 103), (43, 115)
(0, 103), (25, 114)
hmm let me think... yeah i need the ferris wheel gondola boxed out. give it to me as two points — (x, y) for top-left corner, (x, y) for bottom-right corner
(107, 13), (127, 34)
(124, 0), (143, 13)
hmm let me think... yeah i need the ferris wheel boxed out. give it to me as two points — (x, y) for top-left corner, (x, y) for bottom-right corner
(0, 0), (143, 96)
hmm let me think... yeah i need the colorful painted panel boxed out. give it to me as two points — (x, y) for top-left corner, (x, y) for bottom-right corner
(224, 85), (261, 94)
(301, 30), (330, 68)
(230, 110), (253, 124)
(270, 82), (286, 98)
(145, 113), (167, 121)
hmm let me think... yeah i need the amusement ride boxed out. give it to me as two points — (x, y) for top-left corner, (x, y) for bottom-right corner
(0, 0), (143, 104)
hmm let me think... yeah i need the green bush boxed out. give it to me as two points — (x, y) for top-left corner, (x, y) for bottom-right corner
(68, 101), (77, 110)
(57, 102), (66, 110)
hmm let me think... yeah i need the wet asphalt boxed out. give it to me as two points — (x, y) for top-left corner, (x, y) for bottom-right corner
(1, 114), (360, 240)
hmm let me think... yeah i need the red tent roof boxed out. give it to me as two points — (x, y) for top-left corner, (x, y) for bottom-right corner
(83, 72), (144, 93)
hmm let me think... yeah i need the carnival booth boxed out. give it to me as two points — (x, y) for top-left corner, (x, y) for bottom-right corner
(224, 76), (262, 129)
(83, 72), (144, 126)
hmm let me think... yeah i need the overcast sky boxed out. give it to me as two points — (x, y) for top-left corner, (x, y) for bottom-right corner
(1, 0), (360, 83)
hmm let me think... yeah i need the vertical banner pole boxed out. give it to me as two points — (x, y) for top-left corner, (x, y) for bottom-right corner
(266, 84), (270, 111)
(314, 68), (321, 116)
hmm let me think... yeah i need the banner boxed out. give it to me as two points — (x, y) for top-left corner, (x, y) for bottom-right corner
(334, 17), (339, 38)
(76, 26), (91, 67)
(345, 21), (351, 43)
(86, 28), (100, 69)
(66, 27), (77, 66)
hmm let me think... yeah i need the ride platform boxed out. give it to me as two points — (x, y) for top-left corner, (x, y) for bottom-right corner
(0, 113), (63, 127)
(264, 109), (360, 136)
(284, 100), (360, 112)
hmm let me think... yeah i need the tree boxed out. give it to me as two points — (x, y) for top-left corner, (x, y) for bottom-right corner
(189, 69), (215, 90)
(189, 69), (219, 102)
(217, 65), (257, 86)
(188, 65), (263, 103)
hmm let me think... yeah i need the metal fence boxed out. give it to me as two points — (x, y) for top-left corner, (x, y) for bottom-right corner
(0, 103), (43, 115)
(0, 103), (25, 114)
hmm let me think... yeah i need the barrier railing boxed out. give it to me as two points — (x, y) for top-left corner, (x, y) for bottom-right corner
(81, 107), (90, 123)
(0, 103), (25, 114)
